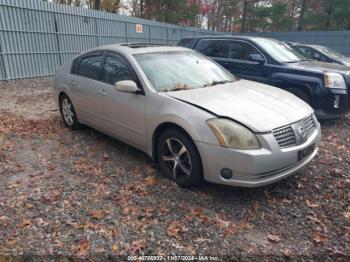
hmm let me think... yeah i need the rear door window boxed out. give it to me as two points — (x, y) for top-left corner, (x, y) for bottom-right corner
(77, 53), (104, 80)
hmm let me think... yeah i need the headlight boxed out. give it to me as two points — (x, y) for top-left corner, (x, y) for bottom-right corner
(207, 118), (260, 150)
(324, 72), (346, 89)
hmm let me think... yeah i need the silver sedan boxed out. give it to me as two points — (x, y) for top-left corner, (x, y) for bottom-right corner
(54, 44), (321, 188)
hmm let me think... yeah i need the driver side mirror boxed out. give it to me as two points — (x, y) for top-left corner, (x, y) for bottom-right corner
(249, 54), (265, 64)
(115, 80), (140, 94)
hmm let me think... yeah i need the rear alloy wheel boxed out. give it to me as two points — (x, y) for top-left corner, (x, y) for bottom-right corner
(158, 129), (203, 187)
(59, 94), (81, 130)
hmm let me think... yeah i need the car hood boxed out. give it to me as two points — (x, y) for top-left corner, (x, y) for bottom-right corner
(166, 80), (313, 133)
(290, 60), (350, 73)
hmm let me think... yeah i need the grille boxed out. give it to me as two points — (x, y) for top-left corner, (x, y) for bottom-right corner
(273, 126), (296, 148)
(273, 115), (316, 148)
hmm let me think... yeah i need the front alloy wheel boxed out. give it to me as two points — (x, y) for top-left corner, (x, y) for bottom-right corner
(162, 138), (192, 179)
(158, 129), (203, 187)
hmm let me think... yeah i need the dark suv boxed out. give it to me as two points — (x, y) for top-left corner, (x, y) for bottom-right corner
(178, 36), (350, 119)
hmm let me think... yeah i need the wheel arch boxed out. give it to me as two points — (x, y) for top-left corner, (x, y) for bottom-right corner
(276, 82), (312, 101)
(270, 72), (323, 107)
(58, 91), (68, 103)
(152, 122), (199, 163)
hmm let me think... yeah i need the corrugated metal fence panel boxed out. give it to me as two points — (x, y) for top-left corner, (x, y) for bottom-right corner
(2, 0), (350, 80)
(0, 0), (220, 80)
(0, 1), (60, 79)
(240, 31), (350, 56)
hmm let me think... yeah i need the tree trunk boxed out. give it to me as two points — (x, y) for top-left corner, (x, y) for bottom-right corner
(241, 0), (248, 33)
(297, 0), (307, 31)
(95, 0), (101, 10)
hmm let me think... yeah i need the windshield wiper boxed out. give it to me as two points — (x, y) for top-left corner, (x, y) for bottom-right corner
(203, 80), (234, 87)
(171, 87), (193, 91)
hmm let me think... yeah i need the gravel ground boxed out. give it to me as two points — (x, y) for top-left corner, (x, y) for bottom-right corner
(0, 77), (349, 261)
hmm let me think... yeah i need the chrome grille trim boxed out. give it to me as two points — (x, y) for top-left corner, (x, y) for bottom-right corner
(303, 115), (315, 137)
(273, 115), (316, 148)
(273, 126), (296, 148)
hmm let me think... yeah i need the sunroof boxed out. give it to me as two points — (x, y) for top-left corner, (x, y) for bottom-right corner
(120, 43), (165, 48)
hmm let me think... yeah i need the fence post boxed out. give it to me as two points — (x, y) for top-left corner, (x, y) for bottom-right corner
(165, 25), (168, 45)
(125, 22), (128, 43)
(94, 18), (99, 47)
(0, 34), (7, 81)
(54, 13), (62, 66)
(149, 24), (151, 43)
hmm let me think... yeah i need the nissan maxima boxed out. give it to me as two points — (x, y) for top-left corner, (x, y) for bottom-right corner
(54, 44), (321, 188)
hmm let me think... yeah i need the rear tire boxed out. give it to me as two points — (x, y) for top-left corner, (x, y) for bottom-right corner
(59, 94), (81, 130)
(157, 128), (203, 188)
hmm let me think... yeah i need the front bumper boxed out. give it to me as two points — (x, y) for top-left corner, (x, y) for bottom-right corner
(195, 119), (321, 188)
(317, 88), (350, 119)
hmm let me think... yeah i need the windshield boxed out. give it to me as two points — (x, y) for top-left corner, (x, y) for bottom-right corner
(134, 51), (235, 92)
(314, 46), (345, 59)
(254, 38), (306, 63)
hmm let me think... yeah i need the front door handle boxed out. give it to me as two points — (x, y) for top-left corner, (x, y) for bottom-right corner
(98, 89), (107, 96)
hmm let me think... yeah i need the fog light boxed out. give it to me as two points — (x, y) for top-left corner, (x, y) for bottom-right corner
(334, 95), (340, 108)
(221, 168), (233, 179)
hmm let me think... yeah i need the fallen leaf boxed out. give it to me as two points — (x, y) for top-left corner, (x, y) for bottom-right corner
(73, 237), (89, 257)
(313, 232), (326, 243)
(306, 200), (319, 208)
(281, 248), (291, 257)
(25, 203), (34, 209)
(19, 218), (32, 228)
(343, 212), (350, 220)
(307, 215), (322, 224)
(131, 239), (146, 254)
(112, 244), (119, 252)
(5, 238), (16, 246)
(266, 234), (281, 243)
(144, 176), (157, 186)
(167, 221), (187, 239)
(0, 216), (10, 226)
(89, 210), (104, 220)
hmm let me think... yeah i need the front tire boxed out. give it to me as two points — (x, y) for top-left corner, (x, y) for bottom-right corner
(157, 128), (203, 188)
(59, 94), (81, 130)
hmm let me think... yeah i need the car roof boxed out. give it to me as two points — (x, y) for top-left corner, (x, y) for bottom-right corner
(85, 43), (191, 55)
(181, 35), (279, 42)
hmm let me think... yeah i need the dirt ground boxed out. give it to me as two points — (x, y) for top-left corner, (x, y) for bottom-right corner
(0, 77), (349, 261)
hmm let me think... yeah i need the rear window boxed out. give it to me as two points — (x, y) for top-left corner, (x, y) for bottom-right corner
(76, 53), (104, 80)
(177, 38), (197, 49)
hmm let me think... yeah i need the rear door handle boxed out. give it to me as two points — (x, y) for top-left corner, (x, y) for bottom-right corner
(98, 89), (107, 96)
(69, 80), (76, 86)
